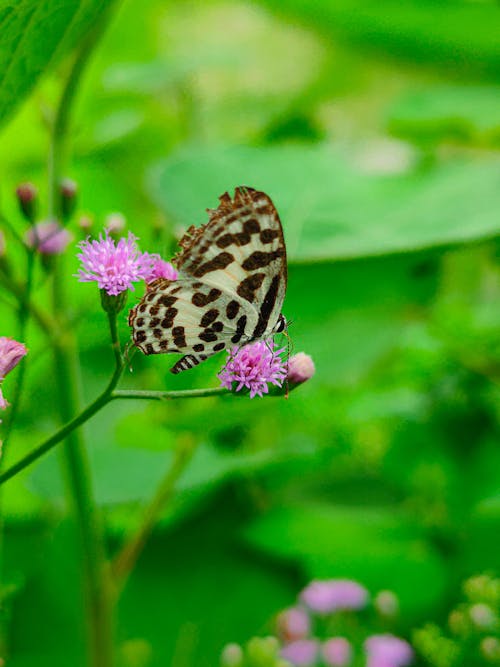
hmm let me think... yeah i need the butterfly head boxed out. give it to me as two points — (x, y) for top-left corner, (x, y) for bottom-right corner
(274, 314), (287, 334)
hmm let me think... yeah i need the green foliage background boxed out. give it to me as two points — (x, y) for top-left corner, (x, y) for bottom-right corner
(0, 0), (499, 665)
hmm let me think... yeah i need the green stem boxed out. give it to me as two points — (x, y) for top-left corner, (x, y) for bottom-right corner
(0, 267), (55, 335)
(0, 383), (229, 485)
(111, 438), (196, 590)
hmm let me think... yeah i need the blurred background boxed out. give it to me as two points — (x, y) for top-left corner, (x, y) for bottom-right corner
(0, 0), (499, 665)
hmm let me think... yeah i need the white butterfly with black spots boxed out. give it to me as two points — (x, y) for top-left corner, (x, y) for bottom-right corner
(128, 186), (287, 374)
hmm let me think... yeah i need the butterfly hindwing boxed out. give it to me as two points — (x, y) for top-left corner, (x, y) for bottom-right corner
(129, 187), (287, 373)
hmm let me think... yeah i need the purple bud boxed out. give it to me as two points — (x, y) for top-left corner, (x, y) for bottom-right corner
(59, 178), (78, 220)
(15, 182), (38, 222)
(322, 638), (352, 667)
(287, 353), (315, 386)
(277, 607), (311, 642)
(281, 639), (319, 666)
(25, 221), (73, 255)
(0, 337), (28, 383)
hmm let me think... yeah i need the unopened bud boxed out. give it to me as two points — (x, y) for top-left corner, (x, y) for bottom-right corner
(105, 212), (126, 235)
(59, 178), (78, 221)
(78, 214), (93, 232)
(287, 352), (315, 388)
(481, 636), (500, 661)
(100, 288), (128, 314)
(375, 590), (399, 617)
(470, 603), (497, 630)
(15, 182), (38, 223)
(221, 643), (244, 667)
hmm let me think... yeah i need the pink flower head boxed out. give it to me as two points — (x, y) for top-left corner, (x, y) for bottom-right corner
(277, 607), (311, 642)
(0, 337), (28, 380)
(288, 352), (315, 385)
(146, 258), (178, 283)
(322, 638), (352, 667)
(218, 341), (287, 398)
(281, 639), (319, 666)
(25, 221), (73, 255)
(364, 635), (413, 667)
(76, 231), (157, 296)
(300, 579), (369, 614)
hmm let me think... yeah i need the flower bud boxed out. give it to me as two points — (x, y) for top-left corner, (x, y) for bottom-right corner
(375, 590), (399, 618)
(469, 603), (497, 630)
(105, 212), (126, 235)
(59, 178), (78, 221)
(280, 639), (319, 666)
(287, 353), (315, 386)
(100, 288), (128, 314)
(220, 643), (244, 667)
(15, 182), (38, 223)
(276, 607), (311, 642)
(25, 221), (73, 255)
(0, 337), (28, 380)
(78, 214), (93, 232)
(481, 636), (500, 661)
(322, 638), (352, 667)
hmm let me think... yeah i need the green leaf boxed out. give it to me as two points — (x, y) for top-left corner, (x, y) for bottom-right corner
(244, 501), (448, 621)
(259, 0), (500, 78)
(0, 0), (118, 129)
(388, 85), (500, 146)
(149, 145), (500, 262)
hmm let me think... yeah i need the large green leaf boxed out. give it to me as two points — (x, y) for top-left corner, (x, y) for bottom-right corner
(0, 0), (118, 129)
(260, 0), (500, 78)
(148, 145), (500, 263)
(244, 501), (448, 621)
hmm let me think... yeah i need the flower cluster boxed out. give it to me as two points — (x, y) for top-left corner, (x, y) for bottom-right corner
(76, 231), (176, 296)
(0, 337), (28, 419)
(275, 579), (413, 667)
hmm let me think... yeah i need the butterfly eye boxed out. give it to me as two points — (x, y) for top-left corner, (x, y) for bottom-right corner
(275, 315), (286, 333)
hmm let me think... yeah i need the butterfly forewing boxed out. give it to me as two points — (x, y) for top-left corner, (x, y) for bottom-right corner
(129, 186), (287, 373)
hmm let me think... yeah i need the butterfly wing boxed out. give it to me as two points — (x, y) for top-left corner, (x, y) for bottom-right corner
(129, 186), (287, 373)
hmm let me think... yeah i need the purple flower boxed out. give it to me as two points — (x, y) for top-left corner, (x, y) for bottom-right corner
(300, 580), (369, 614)
(287, 352), (315, 385)
(218, 341), (287, 398)
(322, 638), (352, 667)
(25, 221), (73, 255)
(0, 337), (28, 413)
(364, 634), (413, 667)
(146, 258), (178, 283)
(277, 607), (311, 642)
(76, 231), (157, 296)
(281, 639), (319, 666)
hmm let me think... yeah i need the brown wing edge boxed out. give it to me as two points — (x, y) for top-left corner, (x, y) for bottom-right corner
(172, 186), (287, 287)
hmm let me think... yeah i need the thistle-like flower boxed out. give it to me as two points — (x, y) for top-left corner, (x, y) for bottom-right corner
(76, 231), (157, 296)
(364, 634), (413, 667)
(300, 579), (369, 614)
(146, 258), (178, 283)
(25, 221), (73, 255)
(218, 341), (287, 398)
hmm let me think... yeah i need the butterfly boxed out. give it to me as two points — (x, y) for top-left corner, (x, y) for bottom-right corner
(128, 186), (287, 374)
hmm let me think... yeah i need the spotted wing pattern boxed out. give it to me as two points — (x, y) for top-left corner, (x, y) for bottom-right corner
(128, 186), (287, 373)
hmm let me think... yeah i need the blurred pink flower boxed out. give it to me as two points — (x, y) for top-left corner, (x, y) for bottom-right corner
(25, 221), (72, 255)
(300, 579), (369, 614)
(277, 607), (311, 642)
(0, 337), (28, 413)
(146, 258), (178, 283)
(288, 352), (315, 385)
(218, 341), (287, 398)
(322, 638), (352, 667)
(364, 634), (413, 667)
(281, 639), (319, 666)
(76, 231), (156, 296)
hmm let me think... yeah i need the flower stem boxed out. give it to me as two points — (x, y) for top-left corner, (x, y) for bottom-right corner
(111, 387), (229, 400)
(111, 437), (196, 590)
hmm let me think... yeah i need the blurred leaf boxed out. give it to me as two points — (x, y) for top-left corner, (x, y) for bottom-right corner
(0, 0), (118, 128)
(388, 85), (500, 146)
(261, 0), (500, 78)
(149, 146), (500, 263)
(244, 501), (448, 621)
